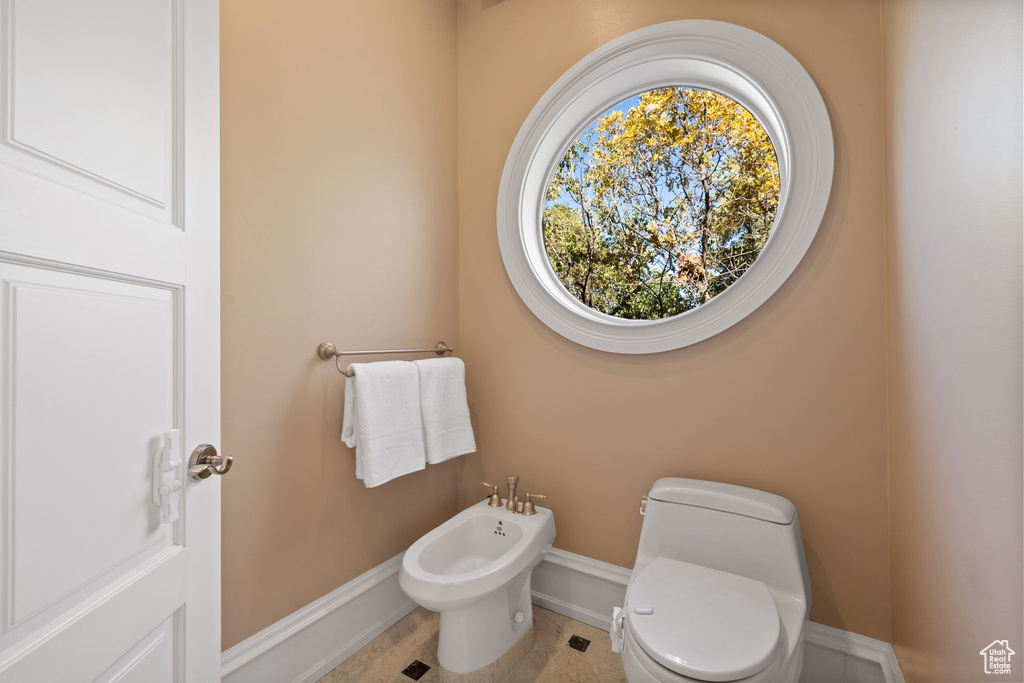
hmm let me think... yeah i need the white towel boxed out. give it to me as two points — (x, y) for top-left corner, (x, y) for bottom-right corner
(413, 357), (476, 464)
(341, 361), (426, 487)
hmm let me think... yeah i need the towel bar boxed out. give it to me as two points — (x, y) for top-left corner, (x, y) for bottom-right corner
(317, 341), (453, 377)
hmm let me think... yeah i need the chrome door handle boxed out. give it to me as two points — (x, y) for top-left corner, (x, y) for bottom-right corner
(188, 444), (233, 479)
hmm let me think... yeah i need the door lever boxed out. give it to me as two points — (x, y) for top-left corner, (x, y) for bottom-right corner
(189, 444), (233, 479)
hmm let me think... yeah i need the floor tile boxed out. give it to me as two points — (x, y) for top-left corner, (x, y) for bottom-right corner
(799, 642), (845, 682)
(843, 654), (887, 683)
(400, 659), (431, 680)
(318, 606), (626, 682)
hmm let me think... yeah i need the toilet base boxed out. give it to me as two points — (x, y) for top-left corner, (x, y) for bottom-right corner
(439, 626), (534, 683)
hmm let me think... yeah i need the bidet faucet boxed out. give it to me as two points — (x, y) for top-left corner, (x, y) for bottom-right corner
(481, 482), (502, 507)
(521, 492), (547, 516)
(505, 475), (519, 512)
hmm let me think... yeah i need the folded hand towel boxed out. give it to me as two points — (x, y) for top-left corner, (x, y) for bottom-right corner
(413, 357), (476, 464)
(341, 361), (426, 487)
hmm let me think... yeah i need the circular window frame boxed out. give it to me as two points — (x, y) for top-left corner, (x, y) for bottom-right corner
(497, 20), (833, 354)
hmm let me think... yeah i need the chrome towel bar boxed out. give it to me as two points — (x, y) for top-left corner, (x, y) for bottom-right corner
(317, 341), (453, 377)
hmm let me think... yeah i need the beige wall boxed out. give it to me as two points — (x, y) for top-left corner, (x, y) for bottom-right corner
(455, 0), (892, 641)
(882, 1), (1024, 680)
(220, 0), (459, 649)
(219, 0), (1024, 669)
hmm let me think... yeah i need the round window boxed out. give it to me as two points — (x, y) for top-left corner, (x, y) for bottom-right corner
(498, 20), (833, 353)
(543, 87), (779, 320)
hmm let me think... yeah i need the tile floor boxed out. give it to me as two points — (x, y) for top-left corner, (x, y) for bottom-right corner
(317, 605), (627, 682)
(799, 643), (887, 683)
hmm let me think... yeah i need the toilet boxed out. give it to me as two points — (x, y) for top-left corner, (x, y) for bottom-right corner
(617, 478), (811, 683)
(399, 498), (556, 676)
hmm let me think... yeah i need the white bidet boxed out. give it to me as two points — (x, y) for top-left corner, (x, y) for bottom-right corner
(399, 499), (555, 676)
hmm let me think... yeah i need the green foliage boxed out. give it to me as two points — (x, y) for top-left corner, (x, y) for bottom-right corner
(543, 87), (779, 320)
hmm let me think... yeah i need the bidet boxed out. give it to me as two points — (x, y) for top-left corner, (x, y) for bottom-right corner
(399, 498), (555, 678)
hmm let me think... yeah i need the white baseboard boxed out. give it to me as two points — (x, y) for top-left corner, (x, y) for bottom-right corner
(803, 622), (906, 683)
(531, 547), (631, 632)
(531, 548), (904, 683)
(221, 553), (415, 683)
(220, 547), (904, 683)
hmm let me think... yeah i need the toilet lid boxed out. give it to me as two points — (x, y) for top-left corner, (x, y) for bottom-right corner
(626, 558), (781, 682)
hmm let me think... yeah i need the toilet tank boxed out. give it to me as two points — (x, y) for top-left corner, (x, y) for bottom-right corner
(633, 478), (811, 609)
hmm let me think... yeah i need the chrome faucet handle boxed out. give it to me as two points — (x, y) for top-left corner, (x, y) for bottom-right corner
(481, 482), (502, 507)
(521, 492), (546, 516)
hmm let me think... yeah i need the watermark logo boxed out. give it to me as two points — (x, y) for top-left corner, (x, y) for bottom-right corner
(980, 640), (1015, 675)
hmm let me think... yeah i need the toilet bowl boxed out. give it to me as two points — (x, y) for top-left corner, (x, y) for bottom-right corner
(399, 498), (555, 675)
(616, 478), (811, 683)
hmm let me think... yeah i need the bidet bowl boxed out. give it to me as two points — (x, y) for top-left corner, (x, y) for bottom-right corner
(400, 499), (555, 611)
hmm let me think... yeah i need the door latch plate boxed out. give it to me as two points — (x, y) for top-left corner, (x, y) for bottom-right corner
(152, 429), (182, 523)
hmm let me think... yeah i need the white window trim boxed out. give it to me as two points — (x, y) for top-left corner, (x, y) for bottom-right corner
(497, 20), (833, 354)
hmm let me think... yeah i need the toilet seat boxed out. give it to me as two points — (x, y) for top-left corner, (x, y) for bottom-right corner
(625, 558), (782, 682)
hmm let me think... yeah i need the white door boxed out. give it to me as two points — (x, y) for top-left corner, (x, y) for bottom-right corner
(0, 0), (221, 681)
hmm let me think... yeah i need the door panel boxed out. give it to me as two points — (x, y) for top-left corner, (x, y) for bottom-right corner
(1, 551), (186, 682)
(1, 262), (178, 631)
(1, 0), (180, 223)
(94, 611), (182, 683)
